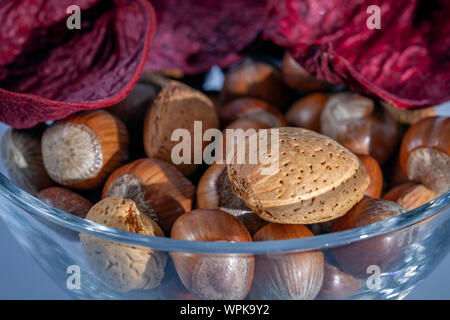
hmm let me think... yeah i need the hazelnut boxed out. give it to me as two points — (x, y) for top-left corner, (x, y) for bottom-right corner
(285, 93), (329, 132)
(41, 110), (129, 189)
(103, 158), (195, 234)
(228, 127), (370, 224)
(1, 127), (54, 194)
(357, 154), (383, 198)
(381, 101), (437, 125)
(281, 52), (333, 92)
(330, 197), (416, 278)
(38, 187), (92, 218)
(170, 209), (254, 300)
(80, 197), (167, 292)
(143, 82), (219, 176)
(399, 116), (449, 195)
(318, 263), (362, 300)
(320, 93), (398, 165)
(383, 183), (438, 211)
(219, 98), (286, 128)
(220, 59), (289, 109)
(249, 224), (324, 300)
(197, 164), (268, 235)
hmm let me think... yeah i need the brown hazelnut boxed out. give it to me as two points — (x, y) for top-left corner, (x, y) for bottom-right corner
(228, 127), (370, 224)
(1, 127), (54, 194)
(143, 82), (219, 176)
(383, 183), (438, 211)
(219, 98), (286, 128)
(399, 116), (449, 195)
(249, 224), (324, 300)
(318, 263), (362, 300)
(220, 59), (289, 109)
(38, 187), (92, 218)
(41, 110), (129, 189)
(320, 93), (398, 165)
(357, 154), (383, 198)
(80, 197), (167, 292)
(170, 209), (254, 300)
(281, 52), (333, 92)
(159, 267), (200, 300)
(330, 197), (416, 278)
(224, 118), (271, 132)
(197, 164), (268, 235)
(285, 93), (329, 132)
(380, 101), (437, 125)
(103, 158), (195, 234)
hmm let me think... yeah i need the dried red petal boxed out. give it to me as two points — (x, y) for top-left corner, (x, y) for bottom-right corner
(145, 0), (267, 74)
(264, 0), (450, 109)
(0, 0), (156, 128)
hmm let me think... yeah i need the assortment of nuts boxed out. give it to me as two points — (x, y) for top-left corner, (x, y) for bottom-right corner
(1, 56), (449, 300)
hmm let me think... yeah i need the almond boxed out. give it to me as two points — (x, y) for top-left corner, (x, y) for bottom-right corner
(227, 127), (370, 224)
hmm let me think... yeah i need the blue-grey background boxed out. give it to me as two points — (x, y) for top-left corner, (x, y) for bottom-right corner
(0, 215), (449, 299)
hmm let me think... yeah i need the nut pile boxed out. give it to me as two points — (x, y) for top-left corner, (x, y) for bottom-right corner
(1, 55), (449, 300)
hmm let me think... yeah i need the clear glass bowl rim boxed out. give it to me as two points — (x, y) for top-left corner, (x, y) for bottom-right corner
(1, 171), (449, 254)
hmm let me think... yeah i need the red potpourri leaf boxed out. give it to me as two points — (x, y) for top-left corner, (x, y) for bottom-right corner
(145, 0), (268, 74)
(264, 0), (450, 109)
(0, 0), (156, 128)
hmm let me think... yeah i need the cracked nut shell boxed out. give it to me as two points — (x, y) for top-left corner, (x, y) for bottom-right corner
(170, 209), (254, 300)
(249, 223), (324, 300)
(103, 158), (195, 234)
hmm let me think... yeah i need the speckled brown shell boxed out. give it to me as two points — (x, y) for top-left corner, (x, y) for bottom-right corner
(80, 197), (166, 292)
(143, 82), (219, 176)
(227, 127), (370, 224)
(102, 158), (195, 234)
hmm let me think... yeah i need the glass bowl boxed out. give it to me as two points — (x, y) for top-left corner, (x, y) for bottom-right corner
(0, 122), (449, 300)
